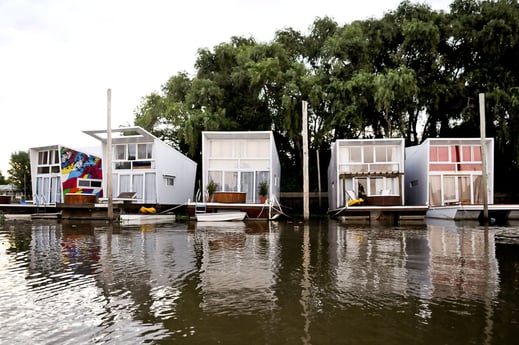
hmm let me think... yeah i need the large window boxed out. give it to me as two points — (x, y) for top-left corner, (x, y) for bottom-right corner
(113, 143), (154, 170)
(37, 149), (60, 174)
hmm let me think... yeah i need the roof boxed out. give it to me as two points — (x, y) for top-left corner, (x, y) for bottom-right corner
(83, 126), (157, 144)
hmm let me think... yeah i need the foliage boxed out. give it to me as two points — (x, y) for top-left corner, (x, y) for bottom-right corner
(133, 0), (519, 198)
(0, 170), (6, 185)
(259, 182), (269, 197)
(7, 151), (31, 199)
(206, 180), (218, 196)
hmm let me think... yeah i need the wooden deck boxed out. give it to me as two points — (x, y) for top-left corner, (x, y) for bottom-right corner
(328, 205), (429, 224)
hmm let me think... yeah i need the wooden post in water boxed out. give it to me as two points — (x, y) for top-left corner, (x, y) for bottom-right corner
(107, 89), (114, 221)
(302, 101), (309, 221)
(479, 93), (489, 223)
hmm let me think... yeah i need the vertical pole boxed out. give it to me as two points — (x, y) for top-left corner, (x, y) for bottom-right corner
(317, 149), (322, 209)
(302, 101), (309, 221)
(107, 89), (114, 221)
(479, 93), (489, 222)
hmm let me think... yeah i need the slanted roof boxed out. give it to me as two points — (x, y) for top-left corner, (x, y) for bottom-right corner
(83, 126), (157, 144)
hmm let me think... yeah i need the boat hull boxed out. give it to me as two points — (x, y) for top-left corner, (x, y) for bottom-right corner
(195, 211), (247, 222)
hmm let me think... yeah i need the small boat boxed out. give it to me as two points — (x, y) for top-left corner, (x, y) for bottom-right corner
(119, 213), (176, 225)
(196, 211), (247, 222)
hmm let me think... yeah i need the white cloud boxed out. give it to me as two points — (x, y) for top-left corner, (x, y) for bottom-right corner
(0, 0), (451, 175)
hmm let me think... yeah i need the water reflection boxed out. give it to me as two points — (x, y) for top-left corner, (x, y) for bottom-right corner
(0, 219), (517, 344)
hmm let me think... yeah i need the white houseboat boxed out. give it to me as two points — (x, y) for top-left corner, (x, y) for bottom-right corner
(187, 131), (283, 220)
(29, 144), (103, 205)
(404, 138), (519, 220)
(84, 126), (197, 206)
(328, 138), (407, 216)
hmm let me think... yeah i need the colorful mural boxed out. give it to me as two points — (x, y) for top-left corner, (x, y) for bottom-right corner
(60, 147), (103, 197)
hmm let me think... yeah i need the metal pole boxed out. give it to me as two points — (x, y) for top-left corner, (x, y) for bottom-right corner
(107, 89), (114, 221)
(302, 101), (309, 221)
(479, 93), (489, 223)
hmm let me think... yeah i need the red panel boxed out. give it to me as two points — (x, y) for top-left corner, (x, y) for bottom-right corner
(430, 147), (438, 161)
(473, 146), (482, 161)
(429, 164), (456, 171)
(438, 147), (449, 161)
(458, 164), (482, 171)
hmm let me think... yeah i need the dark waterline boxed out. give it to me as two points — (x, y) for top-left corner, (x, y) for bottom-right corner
(0, 219), (518, 344)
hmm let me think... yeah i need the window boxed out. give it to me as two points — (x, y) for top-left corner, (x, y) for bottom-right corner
(113, 143), (154, 170)
(164, 175), (175, 186)
(77, 179), (102, 188)
(37, 149), (60, 174)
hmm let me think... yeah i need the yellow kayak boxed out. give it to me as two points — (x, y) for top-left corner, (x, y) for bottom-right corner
(139, 206), (157, 214)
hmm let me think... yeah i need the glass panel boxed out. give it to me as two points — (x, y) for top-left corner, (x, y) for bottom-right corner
(119, 175), (131, 193)
(246, 141), (269, 157)
(357, 178), (368, 198)
(349, 147), (361, 163)
(138, 144), (145, 160)
(115, 162), (131, 170)
(438, 147), (449, 162)
(146, 144), (153, 159)
(145, 173), (156, 203)
(462, 146), (471, 162)
(128, 144), (136, 160)
(39, 151), (48, 165)
(241, 171), (254, 203)
(223, 171), (238, 191)
(451, 146), (460, 162)
(375, 146), (386, 162)
(115, 145), (125, 160)
(207, 171), (222, 192)
(211, 141), (233, 157)
(112, 174), (118, 197)
(430, 147), (438, 162)
(363, 146), (373, 163)
(459, 176), (471, 204)
(256, 171), (269, 202)
(473, 146), (482, 161)
(133, 174), (144, 199)
(474, 175), (483, 203)
(429, 175), (441, 206)
(53, 150), (60, 164)
(443, 176), (457, 202)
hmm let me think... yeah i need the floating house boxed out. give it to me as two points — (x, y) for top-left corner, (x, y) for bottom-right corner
(404, 138), (494, 207)
(328, 138), (406, 212)
(29, 144), (103, 204)
(187, 131), (282, 220)
(84, 126), (197, 205)
(402, 138), (519, 221)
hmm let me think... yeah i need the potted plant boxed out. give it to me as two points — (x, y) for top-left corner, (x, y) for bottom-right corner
(206, 180), (218, 202)
(258, 181), (268, 204)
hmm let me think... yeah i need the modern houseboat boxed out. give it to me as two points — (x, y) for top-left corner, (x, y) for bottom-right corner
(84, 126), (197, 206)
(29, 144), (103, 205)
(404, 138), (519, 220)
(187, 131), (283, 220)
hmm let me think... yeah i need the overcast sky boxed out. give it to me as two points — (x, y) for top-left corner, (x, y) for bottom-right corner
(0, 0), (452, 175)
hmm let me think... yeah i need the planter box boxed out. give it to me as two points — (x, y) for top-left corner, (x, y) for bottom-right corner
(64, 194), (97, 204)
(0, 195), (11, 204)
(213, 192), (246, 203)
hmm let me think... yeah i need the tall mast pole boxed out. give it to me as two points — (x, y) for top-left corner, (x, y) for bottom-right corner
(302, 100), (309, 221)
(107, 88), (114, 221)
(479, 93), (489, 223)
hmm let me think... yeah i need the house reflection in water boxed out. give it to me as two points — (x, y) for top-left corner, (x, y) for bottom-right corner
(328, 221), (499, 306)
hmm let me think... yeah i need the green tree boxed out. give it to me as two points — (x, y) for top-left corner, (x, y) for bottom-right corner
(0, 170), (6, 185)
(7, 151), (31, 199)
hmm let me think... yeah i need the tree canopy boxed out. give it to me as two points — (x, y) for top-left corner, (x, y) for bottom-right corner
(7, 151), (31, 199)
(134, 0), (519, 198)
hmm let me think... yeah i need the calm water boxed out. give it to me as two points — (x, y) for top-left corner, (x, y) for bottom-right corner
(0, 218), (518, 345)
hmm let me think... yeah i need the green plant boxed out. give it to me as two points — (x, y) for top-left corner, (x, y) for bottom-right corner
(258, 181), (268, 197)
(206, 180), (218, 196)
